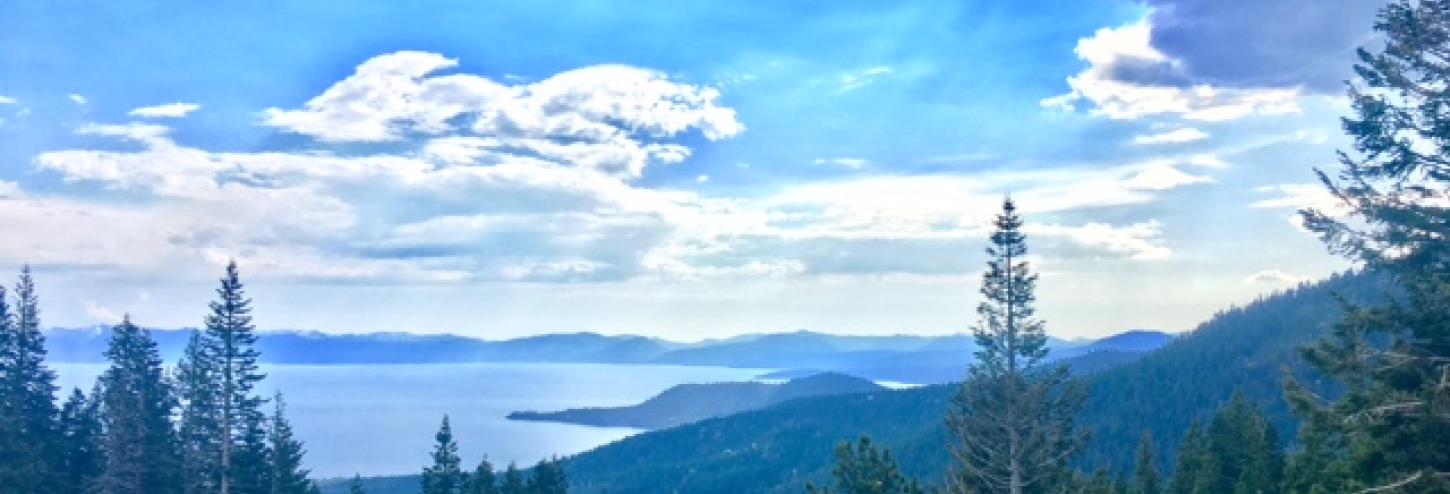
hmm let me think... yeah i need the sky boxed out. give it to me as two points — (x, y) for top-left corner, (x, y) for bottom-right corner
(0, 0), (1388, 340)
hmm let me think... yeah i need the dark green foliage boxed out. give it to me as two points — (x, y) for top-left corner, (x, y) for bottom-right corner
(96, 316), (183, 494)
(1165, 396), (1282, 494)
(467, 458), (498, 494)
(525, 459), (567, 494)
(1284, 1), (1450, 491)
(421, 416), (467, 494)
(499, 464), (525, 494)
(947, 199), (1085, 494)
(0, 267), (62, 494)
(178, 332), (224, 494)
(58, 386), (103, 494)
(270, 394), (315, 494)
(1131, 433), (1160, 494)
(805, 437), (923, 494)
(202, 261), (271, 494)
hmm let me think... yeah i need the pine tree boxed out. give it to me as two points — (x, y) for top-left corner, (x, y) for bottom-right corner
(58, 386), (104, 494)
(269, 393), (313, 494)
(946, 199), (1086, 494)
(524, 459), (567, 494)
(499, 464), (525, 494)
(178, 332), (224, 494)
(349, 475), (367, 494)
(1165, 424), (1207, 494)
(806, 437), (923, 494)
(203, 261), (270, 494)
(96, 315), (183, 494)
(1131, 432), (1161, 494)
(468, 458), (499, 494)
(1285, 1), (1450, 491)
(422, 416), (467, 494)
(1082, 468), (1117, 494)
(0, 266), (62, 494)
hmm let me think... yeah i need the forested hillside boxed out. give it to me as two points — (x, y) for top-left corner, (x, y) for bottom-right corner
(554, 271), (1381, 494)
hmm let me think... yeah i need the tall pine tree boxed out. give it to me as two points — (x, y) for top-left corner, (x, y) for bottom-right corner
(203, 261), (270, 494)
(1165, 396), (1282, 494)
(96, 315), (184, 494)
(0, 266), (62, 494)
(421, 415), (468, 494)
(58, 386), (103, 494)
(1285, 1), (1450, 491)
(498, 464), (525, 494)
(947, 199), (1085, 494)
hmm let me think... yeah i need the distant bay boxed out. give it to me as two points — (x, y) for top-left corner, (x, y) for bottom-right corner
(53, 362), (765, 478)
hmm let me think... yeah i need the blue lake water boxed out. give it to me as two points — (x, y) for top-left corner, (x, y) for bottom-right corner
(53, 362), (766, 478)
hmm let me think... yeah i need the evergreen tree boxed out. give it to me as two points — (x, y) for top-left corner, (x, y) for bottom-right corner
(1286, 1), (1450, 491)
(1164, 396), (1282, 494)
(468, 458), (499, 494)
(177, 332), (224, 494)
(1165, 424), (1207, 494)
(806, 437), (923, 494)
(525, 459), (567, 494)
(422, 416), (468, 494)
(946, 199), (1086, 494)
(203, 261), (270, 494)
(58, 386), (104, 494)
(96, 316), (183, 494)
(1131, 433), (1161, 494)
(349, 475), (367, 494)
(499, 464), (525, 494)
(1082, 468), (1117, 494)
(269, 393), (313, 494)
(0, 266), (62, 494)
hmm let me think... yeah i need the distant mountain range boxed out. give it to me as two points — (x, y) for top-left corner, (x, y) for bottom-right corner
(509, 372), (885, 429)
(44, 327), (1172, 385)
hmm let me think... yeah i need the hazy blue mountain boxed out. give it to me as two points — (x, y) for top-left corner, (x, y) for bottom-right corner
(509, 372), (884, 429)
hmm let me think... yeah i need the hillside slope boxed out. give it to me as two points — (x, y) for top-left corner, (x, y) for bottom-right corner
(561, 272), (1382, 494)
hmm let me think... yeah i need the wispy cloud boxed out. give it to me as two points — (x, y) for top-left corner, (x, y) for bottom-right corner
(1132, 127), (1209, 145)
(129, 102), (201, 118)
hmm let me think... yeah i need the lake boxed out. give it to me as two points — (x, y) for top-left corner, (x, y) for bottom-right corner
(53, 362), (766, 478)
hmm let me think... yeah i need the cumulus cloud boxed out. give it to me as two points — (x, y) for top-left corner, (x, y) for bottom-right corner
(1252, 183), (1348, 216)
(1132, 127), (1208, 145)
(129, 102), (201, 118)
(1043, 19), (1302, 121)
(1244, 269), (1306, 285)
(1028, 221), (1172, 261)
(261, 51), (742, 178)
(68, 94), (87, 105)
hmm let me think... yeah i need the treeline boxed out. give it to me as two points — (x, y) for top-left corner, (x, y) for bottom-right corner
(399, 416), (566, 494)
(0, 262), (317, 494)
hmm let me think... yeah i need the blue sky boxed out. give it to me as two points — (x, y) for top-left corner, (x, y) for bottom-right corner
(0, 0), (1385, 339)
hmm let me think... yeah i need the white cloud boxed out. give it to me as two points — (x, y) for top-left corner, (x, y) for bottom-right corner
(839, 66), (893, 92)
(1042, 20), (1301, 121)
(1132, 127), (1209, 145)
(68, 94), (87, 105)
(1122, 163), (1213, 190)
(1244, 269), (1305, 284)
(83, 301), (123, 323)
(1252, 183), (1347, 216)
(814, 157), (869, 170)
(0, 181), (21, 198)
(0, 96), (15, 105)
(129, 102), (201, 118)
(261, 51), (742, 179)
(1027, 221), (1172, 261)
